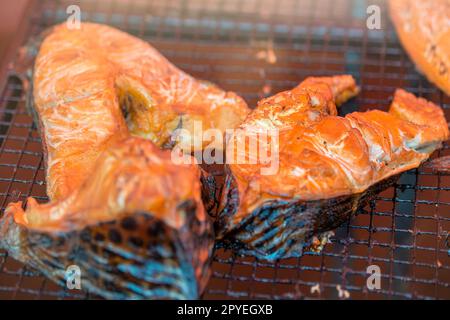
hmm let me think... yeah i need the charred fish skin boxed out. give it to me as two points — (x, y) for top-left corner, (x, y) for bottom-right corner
(0, 201), (213, 300)
(203, 165), (399, 260)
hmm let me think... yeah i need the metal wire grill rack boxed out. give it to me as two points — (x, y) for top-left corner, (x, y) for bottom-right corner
(0, 0), (449, 299)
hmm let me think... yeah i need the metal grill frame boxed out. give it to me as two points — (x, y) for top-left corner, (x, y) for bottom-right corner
(0, 0), (449, 300)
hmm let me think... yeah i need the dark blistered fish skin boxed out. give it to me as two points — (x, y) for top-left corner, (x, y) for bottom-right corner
(0, 200), (213, 299)
(202, 167), (399, 260)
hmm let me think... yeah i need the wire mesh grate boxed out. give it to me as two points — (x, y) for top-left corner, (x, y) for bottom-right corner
(0, 0), (449, 299)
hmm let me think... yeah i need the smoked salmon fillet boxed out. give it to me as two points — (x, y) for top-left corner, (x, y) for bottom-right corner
(0, 23), (227, 299)
(202, 75), (449, 260)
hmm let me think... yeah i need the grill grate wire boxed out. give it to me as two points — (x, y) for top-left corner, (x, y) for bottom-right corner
(0, 0), (449, 299)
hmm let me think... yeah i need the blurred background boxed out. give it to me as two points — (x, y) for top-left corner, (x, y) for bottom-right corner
(0, 1), (30, 88)
(0, 0), (448, 300)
